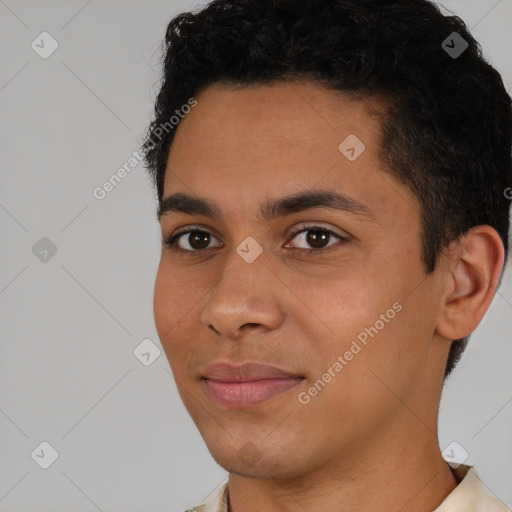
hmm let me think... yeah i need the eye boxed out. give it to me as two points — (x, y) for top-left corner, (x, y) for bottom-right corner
(162, 223), (349, 256)
(163, 226), (222, 254)
(285, 224), (348, 252)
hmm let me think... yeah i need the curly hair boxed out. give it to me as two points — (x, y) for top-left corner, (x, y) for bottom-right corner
(142, 0), (512, 378)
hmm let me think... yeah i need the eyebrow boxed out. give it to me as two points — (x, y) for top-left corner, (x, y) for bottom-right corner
(157, 189), (376, 222)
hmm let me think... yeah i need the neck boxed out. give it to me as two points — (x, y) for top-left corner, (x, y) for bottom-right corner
(227, 422), (459, 512)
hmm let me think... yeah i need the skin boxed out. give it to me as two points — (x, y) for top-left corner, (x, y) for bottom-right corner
(153, 80), (504, 511)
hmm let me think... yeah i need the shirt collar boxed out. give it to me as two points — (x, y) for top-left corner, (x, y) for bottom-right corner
(433, 464), (510, 511)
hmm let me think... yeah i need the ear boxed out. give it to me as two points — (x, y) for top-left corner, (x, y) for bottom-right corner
(435, 225), (505, 340)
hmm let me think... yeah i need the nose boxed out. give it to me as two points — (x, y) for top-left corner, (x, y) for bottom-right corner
(199, 253), (285, 339)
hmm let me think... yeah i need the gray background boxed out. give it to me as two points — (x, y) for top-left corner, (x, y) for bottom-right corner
(0, 0), (511, 510)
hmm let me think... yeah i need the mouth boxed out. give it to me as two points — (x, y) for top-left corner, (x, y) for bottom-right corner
(202, 362), (305, 409)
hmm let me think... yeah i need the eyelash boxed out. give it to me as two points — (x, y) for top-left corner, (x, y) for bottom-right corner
(162, 224), (348, 257)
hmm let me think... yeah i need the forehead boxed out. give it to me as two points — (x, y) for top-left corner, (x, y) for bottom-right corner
(163, 80), (415, 222)
(168, 80), (383, 160)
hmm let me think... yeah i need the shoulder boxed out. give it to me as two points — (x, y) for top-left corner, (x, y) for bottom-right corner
(435, 465), (511, 512)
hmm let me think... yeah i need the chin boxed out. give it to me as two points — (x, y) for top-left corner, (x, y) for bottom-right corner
(206, 437), (315, 480)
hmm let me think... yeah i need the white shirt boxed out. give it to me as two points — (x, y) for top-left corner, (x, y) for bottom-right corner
(188, 465), (511, 512)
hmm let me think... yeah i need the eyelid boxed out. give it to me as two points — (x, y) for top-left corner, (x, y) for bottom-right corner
(286, 222), (350, 242)
(170, 224), (218, 238)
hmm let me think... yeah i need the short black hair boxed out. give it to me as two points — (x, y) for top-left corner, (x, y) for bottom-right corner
(142, 0), (512, 378)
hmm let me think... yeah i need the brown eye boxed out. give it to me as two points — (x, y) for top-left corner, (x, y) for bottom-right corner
(164, 228), (222, 252)
(287, 226), (346, 251)
(305, 229), (332, 249)
(184, 231), (211, 250)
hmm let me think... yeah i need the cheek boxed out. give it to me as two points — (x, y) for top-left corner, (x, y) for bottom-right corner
(153, 273), (191, 381)
(297, 256), (425, 379)
(153, 265), (176, 339)
(153, 260), (216, 374)
(153, 261), (195, 351)
(294, 266), (390, 340)
(346, 277), (440, 400)
(153, 255), (207, 325)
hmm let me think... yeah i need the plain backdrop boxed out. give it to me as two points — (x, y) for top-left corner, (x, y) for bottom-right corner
(0, 0), (511, 510)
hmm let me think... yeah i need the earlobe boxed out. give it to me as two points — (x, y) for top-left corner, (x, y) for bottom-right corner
(435, 226), (505, 341)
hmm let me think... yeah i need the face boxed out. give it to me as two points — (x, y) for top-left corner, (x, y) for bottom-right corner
(153, 81), (451, 479)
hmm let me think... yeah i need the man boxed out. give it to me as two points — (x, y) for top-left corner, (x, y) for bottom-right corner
(142, 0), (512, 510)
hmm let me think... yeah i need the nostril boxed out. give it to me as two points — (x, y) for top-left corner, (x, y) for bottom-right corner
(209, 324), (221, 335)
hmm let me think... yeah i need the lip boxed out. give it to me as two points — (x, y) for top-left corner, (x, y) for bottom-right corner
(203, 362), (303, 382)
(202, 362), (304, 409)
